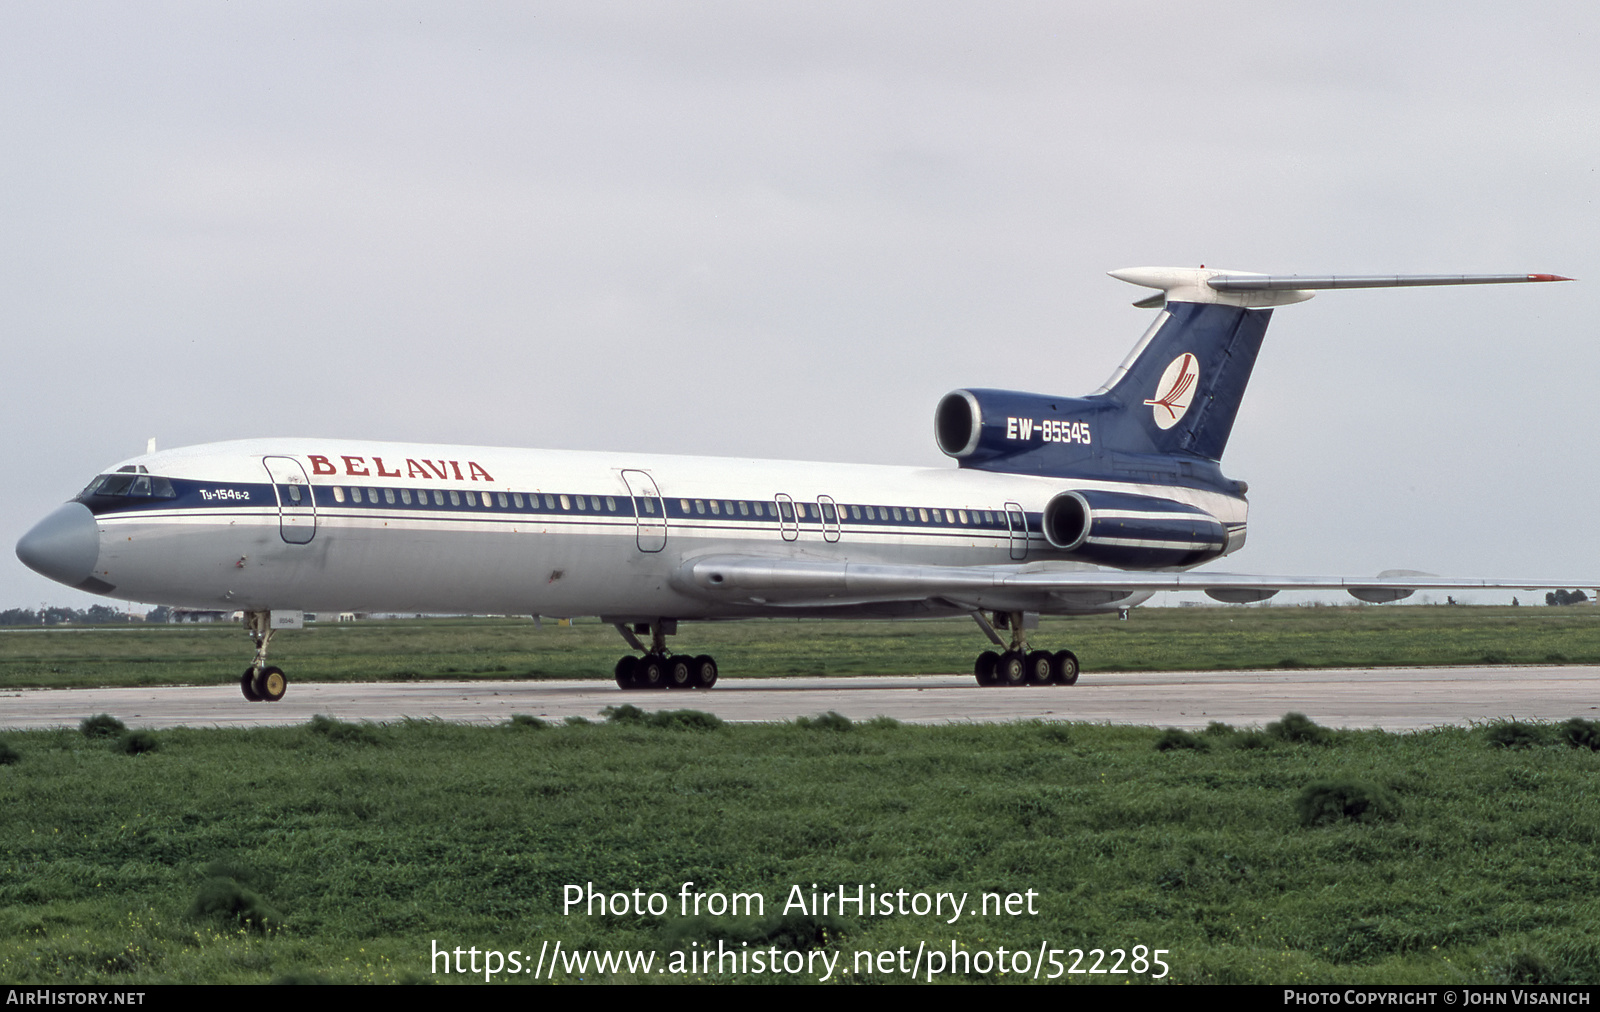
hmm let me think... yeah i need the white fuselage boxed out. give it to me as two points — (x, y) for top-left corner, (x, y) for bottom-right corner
(82, 438), (1248, 619)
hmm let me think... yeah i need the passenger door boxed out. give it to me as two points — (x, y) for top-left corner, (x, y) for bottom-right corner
(621, 469), (667, 552)
(263, 457), (316, 545)
(1005, 501), (1028, 560)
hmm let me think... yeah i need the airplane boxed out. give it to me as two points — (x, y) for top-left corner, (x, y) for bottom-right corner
(14, 266), (1579, 703)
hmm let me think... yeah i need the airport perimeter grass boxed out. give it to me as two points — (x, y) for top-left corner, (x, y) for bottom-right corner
(3, 605), (1599, 690)
(1, 714), (1598, 985)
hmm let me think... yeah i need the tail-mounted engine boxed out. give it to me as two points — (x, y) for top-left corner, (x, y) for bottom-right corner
(1041, 489), (1227, 569)
(935, 389), (1101, 473)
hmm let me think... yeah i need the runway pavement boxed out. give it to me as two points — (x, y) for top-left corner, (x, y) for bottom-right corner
(3, 665), (1597, 732)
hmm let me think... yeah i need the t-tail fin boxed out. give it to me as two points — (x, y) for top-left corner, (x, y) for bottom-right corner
(1093, 267), (1572, 462)
(935, 267), (1568, 483)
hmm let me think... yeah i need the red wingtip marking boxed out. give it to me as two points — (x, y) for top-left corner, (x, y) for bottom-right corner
(1528, 274), (1575, 282)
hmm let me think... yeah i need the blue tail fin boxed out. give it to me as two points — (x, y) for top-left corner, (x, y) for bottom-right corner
(934, 266), (1570, 484)
(1094, 300), (1272, 461)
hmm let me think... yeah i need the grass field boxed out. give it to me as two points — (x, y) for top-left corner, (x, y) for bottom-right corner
(1, 713), (1597, 985)
(3, 605), (1599, 690)
(4, 608), (1597, 985)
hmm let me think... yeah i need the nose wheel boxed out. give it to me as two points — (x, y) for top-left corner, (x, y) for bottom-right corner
(238, 611), (290, 702)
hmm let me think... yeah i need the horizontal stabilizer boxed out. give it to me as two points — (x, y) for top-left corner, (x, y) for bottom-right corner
(1110, 266), (1572, 309)
(1206, 273), (1573, 291)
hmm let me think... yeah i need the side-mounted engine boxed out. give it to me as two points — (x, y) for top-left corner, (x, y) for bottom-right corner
(1039, 489), (1227, 569)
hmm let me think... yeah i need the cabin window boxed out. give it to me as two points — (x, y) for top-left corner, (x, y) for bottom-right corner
(575, 496), (587, 511)
(892, 507), (902, 521)
(958, 510), (968, 524)
(400, 489), (412, 505)
(512, 493), (523, 508)
(383, 488), (395, 504)
(694, 499), (705, 514)
(753, 501), (764, 517)
(605, 496), (616, 511)
(796, 503), (808, 519)
(449, 490), (461, 506)
(332, 486), (345, 503)
(559, 494), (570, 510)
(738, 501), (749, 516)
(918, 508), (929, 522)
(709, 500), (720, 515)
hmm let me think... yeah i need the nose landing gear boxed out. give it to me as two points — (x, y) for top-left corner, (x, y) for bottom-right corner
(238, 611), (289, 702)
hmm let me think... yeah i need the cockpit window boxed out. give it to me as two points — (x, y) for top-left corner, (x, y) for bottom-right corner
(86, 474), (136, 496)
(81, 473), (177, 499)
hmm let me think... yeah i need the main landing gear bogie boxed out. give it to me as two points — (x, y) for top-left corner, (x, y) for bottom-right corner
(973, 648), (1078, 687)
(972, 611), (1080, 688)
(615, 653), (717, 691)
(612, 620), (719, 691)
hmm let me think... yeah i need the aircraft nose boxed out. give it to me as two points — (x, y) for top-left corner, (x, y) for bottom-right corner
(16, 502), (101, 589)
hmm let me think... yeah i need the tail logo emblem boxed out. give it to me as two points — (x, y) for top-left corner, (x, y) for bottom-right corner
(1145, 352), (1199, 430)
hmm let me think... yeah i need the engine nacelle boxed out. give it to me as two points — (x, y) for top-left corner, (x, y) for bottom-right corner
(1041, 489), (1228, 570)
(935, 389), (1099, 469)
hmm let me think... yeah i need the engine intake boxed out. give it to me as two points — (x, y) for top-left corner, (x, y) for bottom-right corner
(934, 391), (983, 458)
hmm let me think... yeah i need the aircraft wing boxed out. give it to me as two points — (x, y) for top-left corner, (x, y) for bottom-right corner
(673, 555), (1586, 610)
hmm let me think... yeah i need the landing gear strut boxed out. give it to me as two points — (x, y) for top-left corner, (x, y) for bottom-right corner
(971, 611), (1079, 688)
(239, 610), (289, 702)
(612, 621), (718, 690)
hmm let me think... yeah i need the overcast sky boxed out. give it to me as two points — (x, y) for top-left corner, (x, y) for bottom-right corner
(3, 1), (1597, 612)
